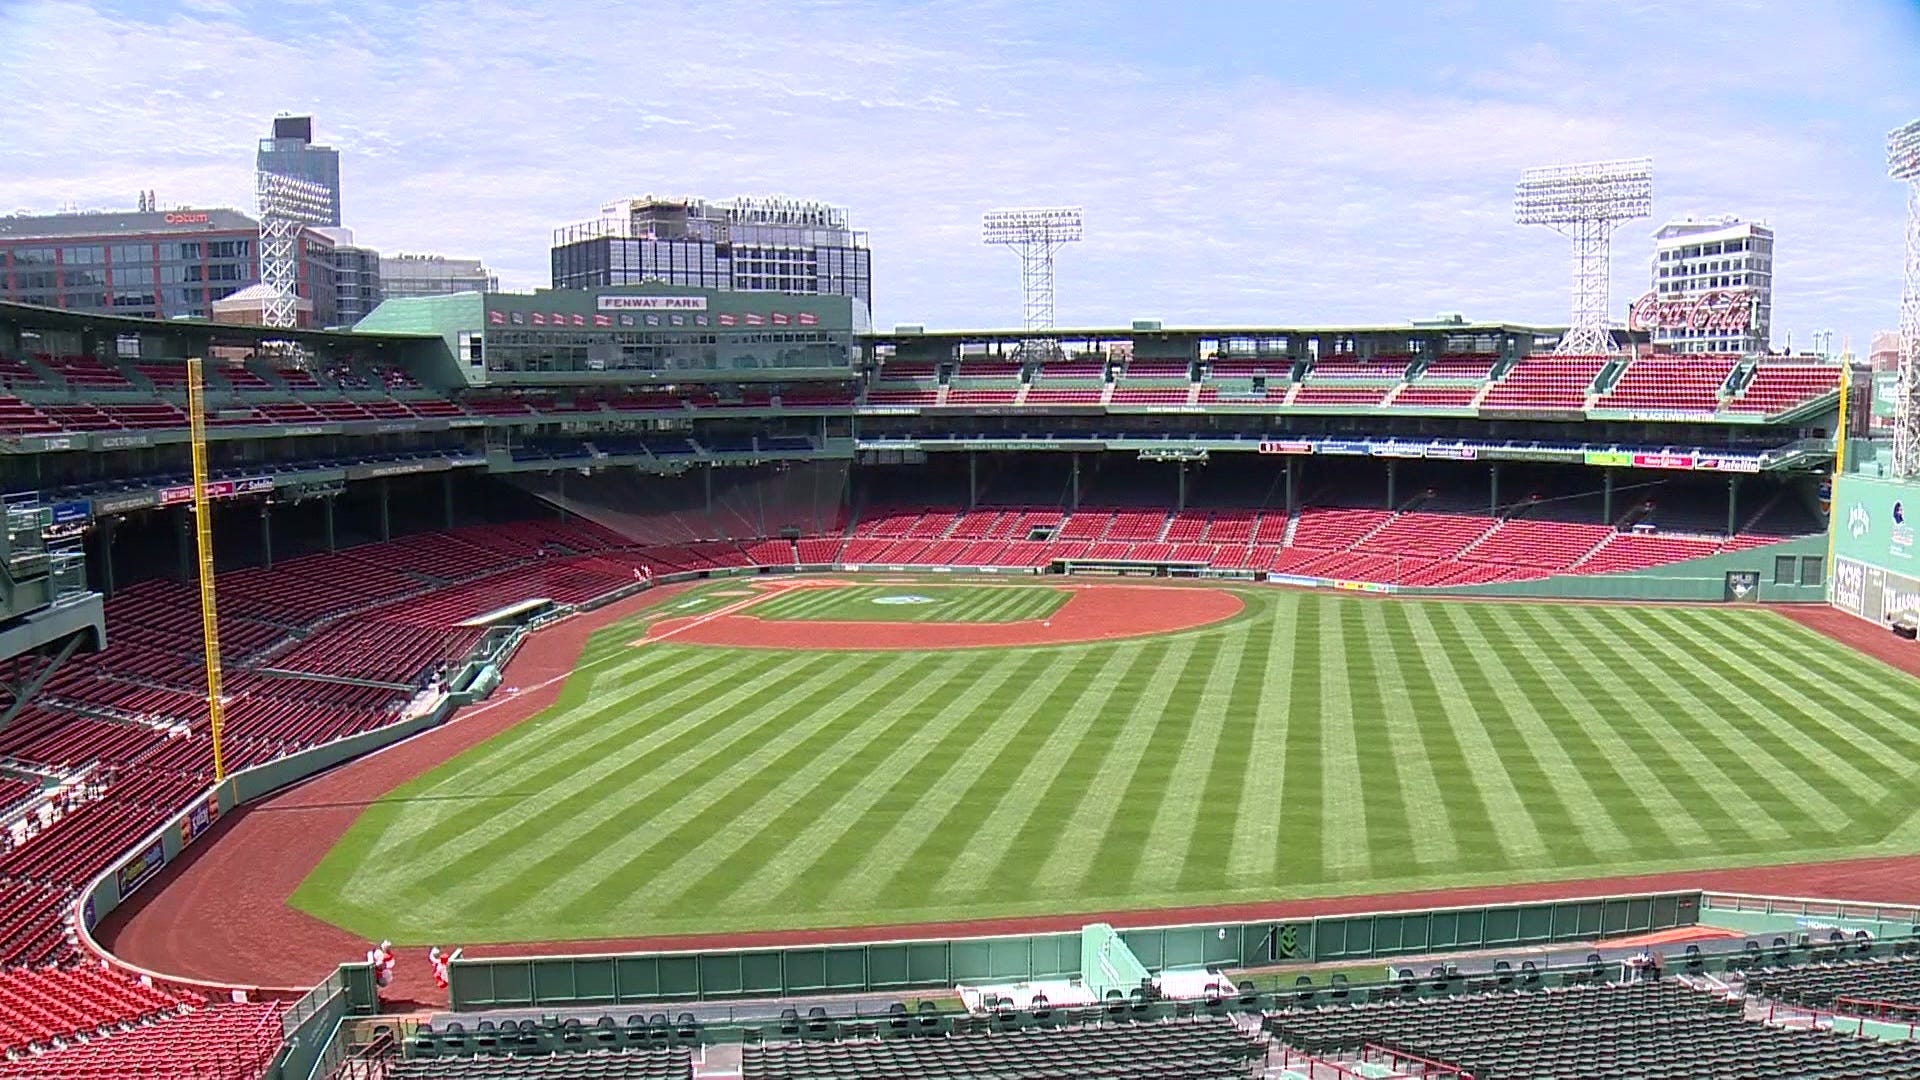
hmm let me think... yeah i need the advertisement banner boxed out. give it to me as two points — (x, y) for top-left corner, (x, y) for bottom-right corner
(1319, 441), (1368, 456)
(49, 500), (90, 525)
(158, 476), (273, 508)
(1694, 455), (1763, 474)
(93, 492), (157, 516)
(1631, 451), (1696, 470)
(1583, 450), (1635, 468)
(116, 839), (166, 900)
(1257, 440), (1313, 455)
(1424, 444), (1479, 461)
(1369, 444), (1426, 458)
(1724, 570), (1760, 602)
(596, 295), (709, 311)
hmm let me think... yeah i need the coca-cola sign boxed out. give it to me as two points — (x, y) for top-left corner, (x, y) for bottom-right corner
(1627, 289), (1756, 333)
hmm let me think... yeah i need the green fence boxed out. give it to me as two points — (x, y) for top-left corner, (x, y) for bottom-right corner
(449, 891), (1701, 1011)
(1408, 536), (1828, 603)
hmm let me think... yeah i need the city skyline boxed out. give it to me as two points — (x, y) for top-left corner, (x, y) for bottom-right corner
(0, 0), (1916, 349)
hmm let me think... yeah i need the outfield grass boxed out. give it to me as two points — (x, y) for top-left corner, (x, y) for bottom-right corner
(294, 585), (1920, 944)
(747, 584), (1069, 623)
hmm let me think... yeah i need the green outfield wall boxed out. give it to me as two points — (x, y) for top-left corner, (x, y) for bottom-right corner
(1406, 535), (1828, 603)
(1829, 473), (1920, 625)
(448, 892), (1699, 1010)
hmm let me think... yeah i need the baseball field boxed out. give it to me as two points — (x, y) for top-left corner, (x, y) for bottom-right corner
(290, 580), (1920, 946)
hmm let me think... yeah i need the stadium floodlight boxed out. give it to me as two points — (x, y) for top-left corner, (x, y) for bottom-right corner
(983, 207), (1083, 352)
(256, 171), (332, 330)
(1889, 120), (1920, 477)
(1515, 158), (1654, 356)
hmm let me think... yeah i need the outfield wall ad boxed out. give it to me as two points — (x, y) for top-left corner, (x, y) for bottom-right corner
(1830, 474), (1920, 624)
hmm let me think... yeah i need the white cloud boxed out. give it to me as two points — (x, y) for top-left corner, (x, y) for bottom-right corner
(0, 0), (1914, 350)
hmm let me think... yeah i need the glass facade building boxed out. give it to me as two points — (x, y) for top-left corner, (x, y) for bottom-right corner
(256, 115), (342, 228)
(1649, 216), (1774, 354)
(551, 196), (870, 318)
(0, 208), (337, 324)
(379, 254), (498, 299)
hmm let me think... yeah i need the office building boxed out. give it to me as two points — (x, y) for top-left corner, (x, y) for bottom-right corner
(1871, 330), (1902, 371)
(257, 115), (343, 227)
(0, 207), (336, 324)
(551, 194), (871, 323)
(1647, 216), (1773, 354)
(380, 253), (498, 299)
(315, 227), (382, 327)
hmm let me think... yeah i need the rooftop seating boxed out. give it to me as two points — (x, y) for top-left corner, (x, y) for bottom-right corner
(1594, 354), (1737, 413)
(1728, 362), (1841, 414)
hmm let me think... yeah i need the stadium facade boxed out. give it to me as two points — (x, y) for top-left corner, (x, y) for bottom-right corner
(0, 208), (339, 324)
(550, 194), (872, 318)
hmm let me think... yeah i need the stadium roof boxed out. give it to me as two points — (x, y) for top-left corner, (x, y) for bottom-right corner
(0, 300), (436, 348)
(867, 319), (1572, 340)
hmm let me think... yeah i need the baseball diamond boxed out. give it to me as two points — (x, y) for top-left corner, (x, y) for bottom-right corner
(289, 581), (1920, 945)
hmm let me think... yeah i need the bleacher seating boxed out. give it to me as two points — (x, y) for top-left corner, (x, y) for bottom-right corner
(1595, 354), (1737, 413)
(1266, 980), (1920, 1079)
(1729, 362), (1841, 414)
(1479, 355), (1608, 410)
(1748, 956), (1920, 1009)
(7, 1000), (283, 1079)
(743, 1016), (1263, 1080)
(392, 1047), (693, 1079)
(0, 966), (186, 1053)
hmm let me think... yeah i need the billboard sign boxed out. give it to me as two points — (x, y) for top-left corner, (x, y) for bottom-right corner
(1626, 288), (1757, 333)
(116, 839), (166, 900)
(597, 295), (709, 311)
(1257, 440), (1313, 455)
(50, 500), (91, 525)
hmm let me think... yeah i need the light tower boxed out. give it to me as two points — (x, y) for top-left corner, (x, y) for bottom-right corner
(255, 170), (332, 329)
(1515, 158), (1654, 355)
(983, 207), (1082, 359)
(1888, 119), (1920, 477)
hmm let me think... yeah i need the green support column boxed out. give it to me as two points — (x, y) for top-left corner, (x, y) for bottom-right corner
(1177, 463), (1187, 511)
(443, 473), (455, 529)
(323, 495), (336, 553)
(969, 453), (978, 509)
(97, 520), (116, 597)
(1727, 476), (1739, 537)
(1386, 460), (1397, 510)
(1285, 457), (1297, 517)
(379, 479), (391, 542)
(260, 502), (272, 570)
(1603, 469), (1614, 526)
(177, 506), (193, 581)
(705, 462), (714, 514)
(1071, 453), (1080, 510)
(556, 469), (568, 521)
(1489, 463), (1500, 518)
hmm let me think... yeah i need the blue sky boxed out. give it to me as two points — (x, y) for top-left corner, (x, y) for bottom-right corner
(1, 0), (1916, 349)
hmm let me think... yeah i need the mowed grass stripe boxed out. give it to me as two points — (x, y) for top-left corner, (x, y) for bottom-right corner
(1736, 611), (1920, 717)
(1639, 610), (1900, 796)
(544, 651), (956, 922)
(1182, 602), (1281, 890)
(1398, 603), (1549, 865)
(1377, 604), (1506, 867)
(1352, 601), (1457, 866)
(1034, 636), (1203, 897)
(1130, 621), (1251, 894)
(1551, 609), (1797, 844)
(1569, 608), (1849, 834)
(1601, 609), (1886, 812)
(1497, 606), (1710, 852)
(1440, 604), (1631, 857)
(419, 649), (900, 916)
(1223, 593), (1298, 885)
(1316, 600), (1372, 880)
(1273, 598), (1328, 882)
(1340, 604), (1415, 868)
(346, 647), (792, 873)
(706, 649), (1055, 911)
(644, 650), (1027, 915)
(930, 644), (1150, 898)
(1674, 610), (1920, 760)
(814, 649), (1096, 910)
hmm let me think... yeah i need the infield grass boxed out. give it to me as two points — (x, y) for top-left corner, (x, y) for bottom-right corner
(294, 584), (1920, 944)
(746, 584), (1069, 623)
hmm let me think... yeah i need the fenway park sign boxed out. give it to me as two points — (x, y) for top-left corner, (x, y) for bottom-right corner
(1626, 289), (1756, 333)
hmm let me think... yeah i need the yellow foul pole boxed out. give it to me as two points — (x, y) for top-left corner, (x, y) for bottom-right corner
(187, 358), (227, 781)
(1825, 359), (1852, 584)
